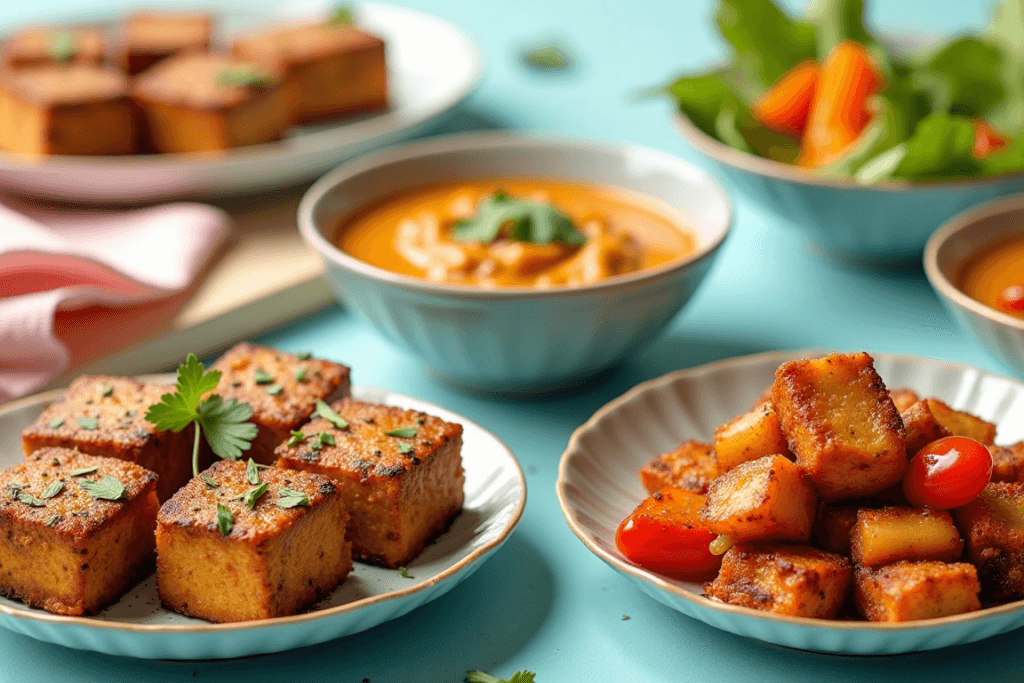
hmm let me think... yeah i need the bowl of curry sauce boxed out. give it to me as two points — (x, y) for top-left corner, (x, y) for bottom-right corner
(298, 133), (732, 392)
(925, 194), (1024, 378)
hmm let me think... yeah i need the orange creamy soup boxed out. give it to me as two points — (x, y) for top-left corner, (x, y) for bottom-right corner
(333, 178), (697, 288)
(959, 236), (1024, 320)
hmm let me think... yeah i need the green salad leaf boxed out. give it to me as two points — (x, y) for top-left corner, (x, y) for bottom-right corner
(714, 0), (816, 90)
(806, 0), (875, 60)
(819, 95), (907, 177)
(915, 38), (1004, 117)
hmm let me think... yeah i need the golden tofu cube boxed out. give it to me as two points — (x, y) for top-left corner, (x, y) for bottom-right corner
(850, 507), (963, 568)
(854, 562), (981, 622)
(954, 482), (1024, 601)
(889, 388), (920, 414)
(705, 543), (852, 618)
(812, 503), (859, 556)
(639, 440), (717, 494)
(700, 454), (816, 542)
(901, 400), (953, 457)
(713, 404), (790, 472)
(119, 12), (213, 76)
(991, 442), (1024, 483)
(924, 398), (996, 446)
(772, 352), (906, 501)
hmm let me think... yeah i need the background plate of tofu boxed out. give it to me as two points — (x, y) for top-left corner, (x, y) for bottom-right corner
(0, 1), (481, 203)
(558, 349), (1024, 655)
(0, 379), (525, 659)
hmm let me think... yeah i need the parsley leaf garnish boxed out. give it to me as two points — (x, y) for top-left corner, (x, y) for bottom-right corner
(77, 417), (98, 430)
(40, 481), (64, 499)
(216, 503), (233, 535)
(253, 369), (274, 384)
(314, 400), (348, 430)
(216, 67), (273, 89)
(328, 5), (354, 25)
(50, 31), (76, 63)
(45, 514), (61, 527)
(466, 672), (536, 683)
(48, 418), (65, 429)
(451, 192), (585, 246)
(520, 43), (573, 72)
(397, 442), (414, 454)
(266, 384), (284, 396)
(294, 367), (308, 382)
(398, 566), (413, 579)
(69, 466), (98, 477)
(246, 458), (260, 485)
(386, 427), (418, 438)
(16, 491), (45, 507)
(201, 475), (220, 488)
(101, 385), (113, 397)
(276, 488), (310, 508)
(146, 354), (258, 477)
(79, 475), (125, 501)
(296, 351), (312, 360)
(243, 483), (268, 509)
(287, 430), (306, 447)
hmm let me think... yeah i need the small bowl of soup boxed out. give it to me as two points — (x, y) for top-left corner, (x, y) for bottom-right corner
(925, 194), (1024, 377)
(298, 133), (732, 392)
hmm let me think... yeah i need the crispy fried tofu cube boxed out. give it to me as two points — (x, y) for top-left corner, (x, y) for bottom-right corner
(639, 440), (717, 494)
(275, 399), (464, 567)
(901, 400), (953, 457)
(1, 26), (105, 69)
(813, 503), (860, 556)
(713, 404), (790, 472)
(991, 442), (1024, 483)
(954, 482), (1024, 601)
(22, 376), (194, 502)
(700, 454), (816, 542)
(156, 460), (350, 623)
(854, 562), (980, 622)
(210, 343), (350, 464)
(119, 12), (213, 75)
(889, 388), (920, 414)
(704, 543), (852, 618)
(850, 507), (963, 568)
(772, 352), (906, 501)
(924, 399), (996, 446)
(0, 449), (158, 615)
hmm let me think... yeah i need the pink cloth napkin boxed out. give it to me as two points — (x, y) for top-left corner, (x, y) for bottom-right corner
(0, 200), (229, 402)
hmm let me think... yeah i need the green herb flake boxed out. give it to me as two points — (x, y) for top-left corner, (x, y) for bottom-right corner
(48, 418), (65, 429)
(253, 369), (274, 384)
(314, 400), (348, 430)
(265, 384), (284, 396)
(451, 192), (586, 247)
(101, 386), (113, 397)
(69, 466), (99, 477)
(79, 475), (126, 501)
(216, 67), (273, 89)
(77, 417), (99, 430)
(317, 432), (335, 447)
(49, 31), (76, 64)
(328, 5), (354, 25)
(296, 351), (312, 360)
(386, 427), (418, 438)
(465, 671), (536, 683)
(287, 430), (307, 447)
(246, 458), (260, 485)
(45, 514), (61, 527)
(519, 42), (573, 72)
(243, 482), (268, 509)
(294, 367), (308, 382)
(216, 503), (233, 536)
(40, 481), (64, 499)
(16, 491), (45, 507)
(397, 442), (414, 454)
(276, 487), (310, 508)
(201, 475), (220, 488)
(398, 566), (413, 579)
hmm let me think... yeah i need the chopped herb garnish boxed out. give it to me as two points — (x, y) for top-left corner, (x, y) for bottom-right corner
(77, 417), (99, 430)
(16, 491), (45, 507)
(40, 481), (64, 499)
(50, 31), (76, 63)
(216, 503), (233, 535)
(287, 430), (306, 447)
(386, 427), (418, 438)
(417, 416), (426, 425)
(216, 67), (273, 89)
(101, 386), (113, 397)
(146, 353), (258, 476)
(79, 475), (126, 501)
(294, 367), (308, 382)
(296, 351), (312, 360)
(451, 192), (586, 246)
(45, 514), (61, 527)
(201, 475), (220, 488)
(246, 458), (260, 485)
(398, 566), (413, 579)
(328, 5), (354, 25)
(48, 418), (65, 429)
(253, 369), (274, 384)
(276, 488), (310, 508)
(265, 384), (284, 396)
(69, 466), (99, 477)
(520, 42), (574, 72)
(397, 442), (414, 454)
(317, 432), (335, 448)
(466, 671), (536, 683)
(243, 482), (268, 509)
(314, 400), (348, 430)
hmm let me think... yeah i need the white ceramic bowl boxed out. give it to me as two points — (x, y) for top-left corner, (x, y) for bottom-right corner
(924, 195), (1024, 378)
(558, 349), (1024, 654)
(298, 133), (732, 392)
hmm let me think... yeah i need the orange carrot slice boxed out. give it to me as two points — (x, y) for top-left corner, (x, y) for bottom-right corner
(798, 41), (883, 169)
(972, 119), (1008, 159)
(752, 61), (820, 138)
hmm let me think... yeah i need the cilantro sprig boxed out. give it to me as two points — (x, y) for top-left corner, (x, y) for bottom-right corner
(451, 192), (585, 247)
(146, 354), (258, 477)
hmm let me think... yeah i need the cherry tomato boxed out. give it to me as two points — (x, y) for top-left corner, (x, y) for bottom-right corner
(902, 436), (992, 509)
(997, 284), (1024, 313)
(615, 488), (720, 579)
(972, 119), (1009, 159)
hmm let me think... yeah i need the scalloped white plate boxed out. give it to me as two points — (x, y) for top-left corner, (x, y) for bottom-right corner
(0, 380), (525, 659)
(557, 349), (1024, 655)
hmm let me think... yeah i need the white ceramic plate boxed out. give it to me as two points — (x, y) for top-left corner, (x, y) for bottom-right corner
(0, 2), (481, 204)
(0, 380), (525, 659)
(557, 349), (1024, 655)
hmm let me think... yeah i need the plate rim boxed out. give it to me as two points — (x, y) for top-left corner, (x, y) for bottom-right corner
(556, 347), (1024, 633)
(0, 378), (527, 635)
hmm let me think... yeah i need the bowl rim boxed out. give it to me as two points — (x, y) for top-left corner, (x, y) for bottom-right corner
(297, 130), (733, 300)
(923, 193), (1024, 332)
(674, 110), (1024, 192)
(557, 347), (1024, 632)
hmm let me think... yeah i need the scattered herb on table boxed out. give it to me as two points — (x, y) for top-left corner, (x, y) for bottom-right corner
(519, 42), (574, 72)
(466, 671), (536, 683)
(328, 5), (354, 25)
(398, 566), (413, 579)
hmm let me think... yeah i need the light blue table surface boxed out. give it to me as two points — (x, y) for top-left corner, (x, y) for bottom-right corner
(0, 0), (1017, 680)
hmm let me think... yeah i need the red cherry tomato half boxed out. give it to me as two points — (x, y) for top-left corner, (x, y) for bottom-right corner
(997, 284), (1024, 313)
(903, 436), (993, 509)
(615, 488), (721, 579)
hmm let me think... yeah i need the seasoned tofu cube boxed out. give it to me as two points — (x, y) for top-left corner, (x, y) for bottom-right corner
(812, 503), (860, 556)
(923, 398), (996, 446)
(0, 449), (158, 615)
(156, 460), (350, 623)
(639, 440), (717, 494)
(700, 454), (816, 542)
(901, 400), (953, 456)
(275, 399), (464, 567)
(889, 388), (920, 414)
(22, 376), (194, 502)
(1, 26), (105, 69)
(232, 20), (386, 123)
(713, 404), (790, 472)
(133, 54), (295, 153)
(850, 507), (963, 568)
(772, 352), (907, 501)
(854, 562), (981, 622)
(119, 12), (213, 75)
(705, 543), (852, 618)
(210, 343), (350, 464)
(991, 442), (1024, 483)
(0, 66), (136, 156)
(954, 482), (1024, 601)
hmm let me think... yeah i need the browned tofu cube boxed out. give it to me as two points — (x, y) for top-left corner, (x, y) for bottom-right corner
(133, 54), (295, 153)
(209, 343), (350, 464)
(991, 442), (1024, 483)
(156, 460), (350, 623)
(923, 398), (996, 446)
(713, 404), (790, 472)
(119, 12), (213, 75)
(772, 352), (907, 501)
(21, 376), (193, 502)
(1, 26), (105, 69)
(705, 543), (852, 618)
(275, 399), (464, 567)
(0, 449), (158, 615)
(812, 503), (859, 556)
(889, 388), (920, 414)
(954, 482), (1024, 601)
(901, 400), (953, 456)
(700, 454), (816, 542)
(854, 562), (981, 622)
(232, 21), (386, 124)
(639, 440), (717, 494)
(0, 66), (136, 156)
(850, 507), (963, 568)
